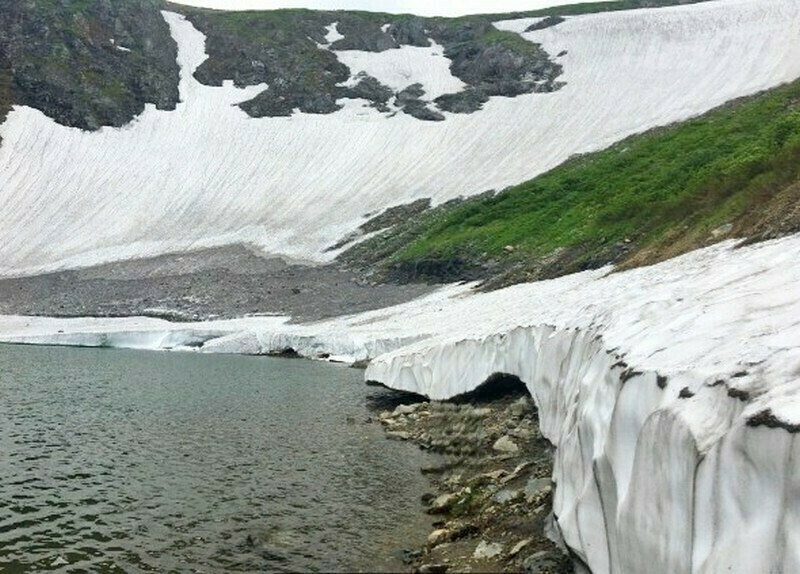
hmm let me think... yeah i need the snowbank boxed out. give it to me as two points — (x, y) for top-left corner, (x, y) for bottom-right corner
(1, 234), (797, 573)
(2, 0), (800, 276)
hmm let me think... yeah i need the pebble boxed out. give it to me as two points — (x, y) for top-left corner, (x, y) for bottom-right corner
(525, 477), (552, 501)
(429, 493), (459, 513)
(492, 435), (519, 454)
(394, 403), (420, 416)
(509, 538), (533, 557)
(418, 565), (449, 574)
(473, 540), (504, 560)
(492, 488), (522, 504)
(427, 528), (450, 547)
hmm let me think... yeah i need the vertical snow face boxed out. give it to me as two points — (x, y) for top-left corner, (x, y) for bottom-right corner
(1, 1), (800, 276)
(363, 237), (800, 574)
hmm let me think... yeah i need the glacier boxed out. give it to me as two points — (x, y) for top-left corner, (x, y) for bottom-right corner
(1, 233), (799, 573)
(1, 0), (800, 276)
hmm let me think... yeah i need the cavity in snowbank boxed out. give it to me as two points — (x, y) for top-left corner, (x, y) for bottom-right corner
(2, 0), (800, 276)
(2, 233), (798, 573)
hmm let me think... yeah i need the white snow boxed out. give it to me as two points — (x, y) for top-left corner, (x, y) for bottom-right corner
(334, 40), (465, 100)
(2, 233), (798, 574)
(1, 1), (800, 276)
(323, 22), (344, 44)
(1, 232), (799, 573)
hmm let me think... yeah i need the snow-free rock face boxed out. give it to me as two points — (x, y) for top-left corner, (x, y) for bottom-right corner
(1, 0), (800, 276)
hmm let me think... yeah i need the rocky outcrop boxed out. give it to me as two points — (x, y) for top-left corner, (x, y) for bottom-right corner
(174, 6), (563, 120)
(0, 0), (179, 131)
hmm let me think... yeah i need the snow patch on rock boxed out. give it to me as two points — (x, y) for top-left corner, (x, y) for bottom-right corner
(334, 40), (465, 101)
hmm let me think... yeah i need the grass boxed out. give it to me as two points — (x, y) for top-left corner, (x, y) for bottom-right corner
(390, 79), (800, 270)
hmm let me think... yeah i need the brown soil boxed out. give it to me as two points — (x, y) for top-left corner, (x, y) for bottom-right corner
(620, 178), (800, 271)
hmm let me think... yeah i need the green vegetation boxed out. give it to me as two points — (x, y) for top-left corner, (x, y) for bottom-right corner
(363, 80), (800, 281)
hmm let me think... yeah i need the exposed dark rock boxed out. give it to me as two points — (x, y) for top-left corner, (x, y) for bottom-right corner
(0, 0), (179, 131)
(620, 368), (643, 384)
(434, 89), (489, 114)
(395, 84), (445, 121)
(747, 409), (800, 433)
(525, 16), (565, 32)
(330, 16), (399, 52)
(173, 5), (565, 121)
(678, 387), (695, 399)
(727, 387), (751, 401)
(361, 199), (433, 234)
(339, 73), (394, 111)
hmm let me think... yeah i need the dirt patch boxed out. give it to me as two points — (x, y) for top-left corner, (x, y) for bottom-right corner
(0, 245), (433, 323)
(620, 177), (800, 271)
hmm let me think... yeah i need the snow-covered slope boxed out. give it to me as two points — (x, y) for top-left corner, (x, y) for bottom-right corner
(1, 231), (799, 573)
(1, 0), (800, 276)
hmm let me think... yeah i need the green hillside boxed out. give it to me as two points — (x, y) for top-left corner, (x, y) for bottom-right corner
(344, 79), (800, 284)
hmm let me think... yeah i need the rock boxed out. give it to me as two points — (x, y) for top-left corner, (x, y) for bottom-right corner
(525, 477), (552, 501)
(522, 550), (562, 573)
(394, 403), (420, 416)
(492, 435), (519, 454)
(418, 565), (449, 574)
(444, 473), (463, 488)
(473, 540), (504, 560)
(509, 397), (531, 417)
(481, 469), (508, 481)
(52, 556), (69, 567)
(711, 222), (734, 238)
(510, 427), (535, 440)
(429, 493), (458, 514)
(504, 245), (515, 253)
(427, 528), (450, 547)
(500, 462), (532, 484)
(509, 538), (533, 557)
(386, 431), (412, 441)
(492, 488), (522, 504)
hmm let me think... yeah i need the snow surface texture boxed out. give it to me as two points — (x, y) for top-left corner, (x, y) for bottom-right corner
(2, 0), (800, 276)
(1, 234), (799, 573)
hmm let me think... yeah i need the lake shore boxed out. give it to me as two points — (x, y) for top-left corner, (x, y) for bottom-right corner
(374, 383), (573, 574)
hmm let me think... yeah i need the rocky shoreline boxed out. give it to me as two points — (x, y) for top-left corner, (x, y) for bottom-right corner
(373, 385), (573, 573)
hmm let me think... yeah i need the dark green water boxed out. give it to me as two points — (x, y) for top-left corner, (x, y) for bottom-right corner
(0, 344), (435, 573)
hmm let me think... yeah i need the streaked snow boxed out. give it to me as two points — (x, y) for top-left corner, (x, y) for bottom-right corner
(1, 231), (799, 573)
(1, 1), (800, 276)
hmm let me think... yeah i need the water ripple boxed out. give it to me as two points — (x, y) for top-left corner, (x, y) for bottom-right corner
(0, 344), (436, 573)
